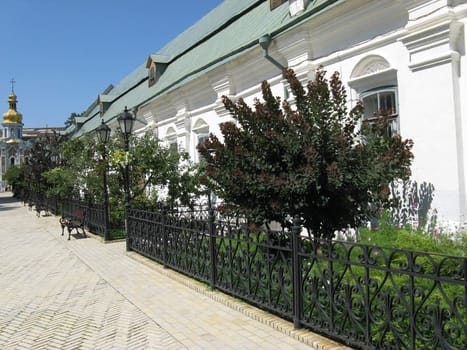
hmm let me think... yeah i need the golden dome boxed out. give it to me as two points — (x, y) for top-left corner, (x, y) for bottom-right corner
(6, 138), (19, 144)
(3, 93), (23, 124)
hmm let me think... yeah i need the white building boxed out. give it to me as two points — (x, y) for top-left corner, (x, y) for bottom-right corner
(70, 0), (467, 225)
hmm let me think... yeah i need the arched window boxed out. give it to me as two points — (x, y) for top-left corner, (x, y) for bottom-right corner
(349, 55), (399, 135)
(165, 127), (178, 154)
(192, 119), (210, 163)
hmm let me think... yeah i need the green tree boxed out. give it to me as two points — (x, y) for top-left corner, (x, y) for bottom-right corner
(198, 68), (414, 239)
(42, 134), (97, 199)
(109, 131), (202, 208)
(4, 165), (23, 194)
(22, 131), (66, 194)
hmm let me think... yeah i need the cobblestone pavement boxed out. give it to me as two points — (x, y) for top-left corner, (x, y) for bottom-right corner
(0, 193), (349, 349)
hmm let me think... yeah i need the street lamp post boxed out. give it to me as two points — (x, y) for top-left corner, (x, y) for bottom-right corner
(96, 119), (111, 242)
(117, 106), (134, 251)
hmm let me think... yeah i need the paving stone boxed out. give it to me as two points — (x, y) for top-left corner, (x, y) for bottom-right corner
(0, 193), (350, 349)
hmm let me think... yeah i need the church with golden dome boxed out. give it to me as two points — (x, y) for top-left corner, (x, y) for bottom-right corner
(0, 83), (30, 190)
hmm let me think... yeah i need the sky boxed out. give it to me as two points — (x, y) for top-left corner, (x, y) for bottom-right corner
(0, 0), (225, 128)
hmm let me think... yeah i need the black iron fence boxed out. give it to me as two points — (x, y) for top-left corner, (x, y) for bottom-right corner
(127, 205), (467, 350)
(22, 191), (60, 215)
(21, 190), (111, 239)
(60, 198), (107, 237)
(19, 189), (467, 348)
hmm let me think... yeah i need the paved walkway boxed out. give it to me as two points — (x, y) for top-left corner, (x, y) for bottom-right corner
(0, 192), (349, 350)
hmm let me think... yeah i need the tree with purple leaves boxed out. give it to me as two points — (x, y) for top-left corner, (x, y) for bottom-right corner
(198, 68), (413, 239)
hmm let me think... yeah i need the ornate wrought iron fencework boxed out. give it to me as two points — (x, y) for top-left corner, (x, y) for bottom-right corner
(127, 204), (213, 282)
(165, 204), (212, 281)
(127, 208), (166, 262)
(126, 204), (467, 350)
(214, 221), (295, 319)
(61, 198), (106, 238)
(82, 201), (106, 237)
(61, 199), (84, 220)
(300, 237), (467, 349)
(44, 195), (59, 215)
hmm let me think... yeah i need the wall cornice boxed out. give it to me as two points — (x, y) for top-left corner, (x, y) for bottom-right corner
(400, 19), (463, 71)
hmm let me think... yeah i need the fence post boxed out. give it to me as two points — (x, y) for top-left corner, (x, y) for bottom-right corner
(292, 215), (303, 330)
(208, 196), (217, 290)
(162, 205), (168, 268)
(464, 258), (467, 347)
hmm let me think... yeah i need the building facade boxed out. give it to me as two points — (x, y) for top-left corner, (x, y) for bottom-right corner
(69, 0), (467, 226)
(0, 89), (28, 190)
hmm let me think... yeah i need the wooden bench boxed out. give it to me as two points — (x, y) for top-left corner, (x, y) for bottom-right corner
(59, 209), (86, 240)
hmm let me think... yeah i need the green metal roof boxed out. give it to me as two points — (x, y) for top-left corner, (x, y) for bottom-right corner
(73, 0), (341, 137)
(157, 0), (262, 60)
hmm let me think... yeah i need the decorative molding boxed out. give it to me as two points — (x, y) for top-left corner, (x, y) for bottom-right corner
(191, 118), (209, 134)
(351, 55), (391, 79)
(397, 0), (444, 21)
(209, 71), (234, 99)
(400, 20), (464, 71)
(348, 68), (398, 92)
(409, 50), (460, 71)
(276, 29), (313, 69)
(214, 98), (233, 119)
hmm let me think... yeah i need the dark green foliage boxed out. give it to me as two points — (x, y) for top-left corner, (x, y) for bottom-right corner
(109, 130), (202, 208)
(4, 165), (22, 194)
(19, 131), (66, 195)
(43, 134), (96, 199)
(198, 68), (414, 239)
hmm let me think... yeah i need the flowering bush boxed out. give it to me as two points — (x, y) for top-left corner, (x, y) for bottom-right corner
(109, 150), (129, 169)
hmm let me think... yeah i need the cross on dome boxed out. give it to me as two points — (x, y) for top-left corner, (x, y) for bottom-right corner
(10, 78), (16, 93)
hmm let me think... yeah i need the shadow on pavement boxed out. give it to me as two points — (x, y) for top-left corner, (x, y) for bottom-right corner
(0, 193), (20, 212)
(70, 233), (87, 240)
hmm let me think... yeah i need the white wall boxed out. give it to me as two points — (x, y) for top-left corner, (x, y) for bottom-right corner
(136, 0), (467, 225)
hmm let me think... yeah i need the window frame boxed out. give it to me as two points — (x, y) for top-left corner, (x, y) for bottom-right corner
(360, 85), (399, 136)
(148, 64), (156, 87)
(165, 127), (178, 154)
(192, 119), (210, 164)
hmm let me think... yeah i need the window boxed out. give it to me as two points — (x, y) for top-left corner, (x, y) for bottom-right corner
(98, 94), (113, 115)
(192, 119), (210, 164)
(349, 55), (399, 136)
(169, 142), (178, 154)
(148, 65), (156, 87)
(197, 134), (210, 165)
(361, 87), (399, 136)
(146, 54), (170, 87)
(165, 127), (178, 154)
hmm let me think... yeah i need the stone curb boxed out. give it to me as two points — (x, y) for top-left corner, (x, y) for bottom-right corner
(127, 252), (352, 350)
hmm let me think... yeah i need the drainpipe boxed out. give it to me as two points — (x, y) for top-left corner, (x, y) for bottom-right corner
(259, 34), (285, 71)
